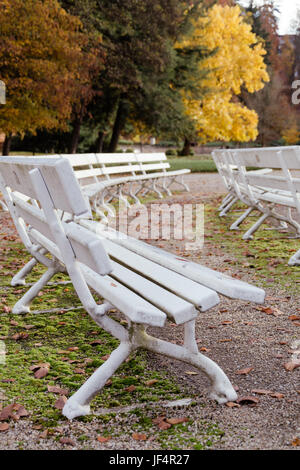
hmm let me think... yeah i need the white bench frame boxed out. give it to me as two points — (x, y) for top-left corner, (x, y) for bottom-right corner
(212, 147), (300, 266)
(0, 156), (267, 419)
(60, 152), (190, 221)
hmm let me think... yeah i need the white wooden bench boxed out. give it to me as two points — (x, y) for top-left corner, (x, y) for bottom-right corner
(0, 156), (266, 419)
(59, 152), (190, 220)
(213, 147), (300, 266)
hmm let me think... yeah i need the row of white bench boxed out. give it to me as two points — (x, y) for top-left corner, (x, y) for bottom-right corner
(0, 155), (265, 419)
(212, 146), (300, 266)
(0, 152), (190, 220)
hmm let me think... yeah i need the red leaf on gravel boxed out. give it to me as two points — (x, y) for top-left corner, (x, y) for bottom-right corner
(158, 420), (172, 430)
(225, 401), (240, 408)
(283, 360), (300, 371)
(59, 437), (76, 446)
(132, 433), (147, 441)
(270, 392), (284, 399)
(237, 396), (259, 406)
(235, 367), (254, 375)
(0, 422), (9, 432)
(251, 389), (272, 395)
(166, 417), (189, 425)
(288, 315), (300, 322)
(97, 435), (111, 443)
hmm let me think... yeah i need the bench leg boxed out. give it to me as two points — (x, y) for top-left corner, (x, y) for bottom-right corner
(230, 206), (254, 231)
(117, 186), (131, 208)
(219, 196), (238, 217)
(155, 178), (172, 197)
(123, 182), (142, 205)
(218, 193), (234, 212)
(11, 258), (38, 286)
(12, 265), (61, 314)
(63, 341), (134, 420)
(242, 213), (269, 240)
(175, 175), (190, 192)
(134, 325), (237, 405)
(151, 180), (164, 199)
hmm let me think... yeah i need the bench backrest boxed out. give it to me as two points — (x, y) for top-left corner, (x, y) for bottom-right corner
(0, 156), (112, 276)
(60, 152), (169, 183)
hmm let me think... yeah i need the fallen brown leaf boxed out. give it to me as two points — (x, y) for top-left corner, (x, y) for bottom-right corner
(132, 433), (147, 441)
(124, 385), (136, 393)
(158, 420), (172, 430)
(145, 379), (158, 386)
(283, 360), (300, 372)
(270, 392), (284, 399)
(0, 403), (15, 421)
(235, 367), (254, 375)
(288, 315), (300, 322)
(166, 417), (189, 425)
(237, 396), (259, 406)
(225, 401), (240, 408)
(34, 367), (49, 379)
(59, 437), (76, 446)
(97, 435), (111, 443)
(47, 385), (69, 396)
(54, 396), (68, 410)
(251, 389), (272, 395)
(73, 368), (85, 374)
(0, 422), (9, 432)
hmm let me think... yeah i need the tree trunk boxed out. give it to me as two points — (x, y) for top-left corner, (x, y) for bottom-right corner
(69, 109), (84, 154)
(108, 98), (128, 153)
(181, 137), (192, 156)
(2, 134), (12, 156)
(95, 130), (105, 153)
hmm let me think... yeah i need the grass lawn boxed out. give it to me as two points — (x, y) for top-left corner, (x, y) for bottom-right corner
(168, 158), (216, 173)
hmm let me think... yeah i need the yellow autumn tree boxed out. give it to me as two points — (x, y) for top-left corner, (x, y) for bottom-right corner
(179, 4), (269, 144)
(282, 124), (300, 145)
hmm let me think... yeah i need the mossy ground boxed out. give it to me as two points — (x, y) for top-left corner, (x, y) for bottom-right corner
(0, 241), (221, 448)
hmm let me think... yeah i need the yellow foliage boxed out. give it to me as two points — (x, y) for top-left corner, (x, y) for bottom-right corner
(179, 4), (269, 142)
(282, 125), (300, 145)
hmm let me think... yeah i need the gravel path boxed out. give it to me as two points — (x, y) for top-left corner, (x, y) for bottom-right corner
(0, 173), (299, 451)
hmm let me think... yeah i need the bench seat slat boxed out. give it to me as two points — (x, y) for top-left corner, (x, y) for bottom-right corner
(100, 237), (220, 313)
(109, 261), (198, 324)
(80, 220), (265, 304)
